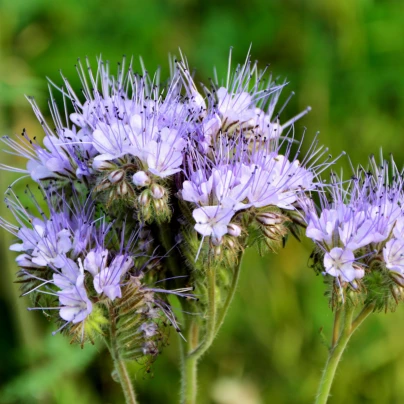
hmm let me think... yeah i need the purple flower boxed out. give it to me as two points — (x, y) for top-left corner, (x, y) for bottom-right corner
(192, 206), (236, 240)
(181, 130), (320, 242)
(84, 250), (134, 300)
(1, 57), (191, 187)
(383, 239), (404, 274)
(54, 257), (93, 323)
(303, 156), (404, 284)
(324, 248), (363, 282)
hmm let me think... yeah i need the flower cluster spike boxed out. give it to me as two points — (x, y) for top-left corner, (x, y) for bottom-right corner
(0, 50), (329, 384)
(302, 154), (404, 309)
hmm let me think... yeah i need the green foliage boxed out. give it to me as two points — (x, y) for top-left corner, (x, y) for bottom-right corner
(0, 334), (99, 404)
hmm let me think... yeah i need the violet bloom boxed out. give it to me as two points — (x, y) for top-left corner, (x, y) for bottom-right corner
(68, 59), (189, 179)
(0, 190), (98, 326)
(1, 56), (191, 187)
(5, 190), (94, 269)
(177, 51), (324, 244)
(1, 96), (98, 182)
(323, 248), (360, 283)
(182, 162), (253, 242)
(179, 50), (311, 152)
(84, 249), (134, 300)
(181, 129), (324, 242)
(54, 257), (93, 323)
(383, 217), (404, 281)
(303, 155), (404, 284)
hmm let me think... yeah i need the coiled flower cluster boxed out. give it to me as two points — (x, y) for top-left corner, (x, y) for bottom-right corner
(302, 155), (404, 309)
(0, 51), (330, 374)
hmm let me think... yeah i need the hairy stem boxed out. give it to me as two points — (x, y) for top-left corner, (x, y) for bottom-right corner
(214, 253), (243, 335)
(180, 260), (217, 404)
(188, 263), (217, 359)
(109, 306), (138, 404)
(331, 307), (341, 348)
(351, 303), (375, 333)
(315, 303), (374, 404)
(180, 319), (200, 404)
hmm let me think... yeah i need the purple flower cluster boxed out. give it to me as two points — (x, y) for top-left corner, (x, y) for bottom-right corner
(1, 53), (325, 237)
(1, 187), (192, 352)
(303, 156), (404, 286)
(2, 58), (191, 184)
(0, 50), (325, 355)
(178, 56), (326, 244)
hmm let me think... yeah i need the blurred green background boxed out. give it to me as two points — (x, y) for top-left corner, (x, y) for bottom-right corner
(1, 0), (404, 403)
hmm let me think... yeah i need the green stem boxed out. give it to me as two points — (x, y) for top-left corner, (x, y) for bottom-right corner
(114, 357), (138, 404)
(315, 303), (374, 404)
(181, 253), (244, 403)
(180, 261), (217, 404)
(331, 307), (341, 348)
(188, 263), (217, 359)
(109, 306), (138, 404)
(351, 303), (375, 333)
(214, 253), (243, 335)
(181, 320), (200, 404)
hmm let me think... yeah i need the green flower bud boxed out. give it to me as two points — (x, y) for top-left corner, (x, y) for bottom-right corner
(256, 212), (286, 226)
(151, 184), (165, 199)
(117, 181), (129, 196)
(108, 169), (125, 183)
(139, 190), (150, 206)
(227, 223), (242, 237)
(93, 160), (117, 171)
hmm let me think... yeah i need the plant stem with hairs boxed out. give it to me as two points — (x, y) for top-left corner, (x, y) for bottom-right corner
(180, 253), (243, 404)
(315, 302), (375, 404)
(108, 306), (138, 404)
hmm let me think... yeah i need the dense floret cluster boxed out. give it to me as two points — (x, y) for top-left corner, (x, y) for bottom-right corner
(0, 51), (326, 369)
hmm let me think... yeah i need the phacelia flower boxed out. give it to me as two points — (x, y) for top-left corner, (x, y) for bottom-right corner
(303, 154), (404, 287)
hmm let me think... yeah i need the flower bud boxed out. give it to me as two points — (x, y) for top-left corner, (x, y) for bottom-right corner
(154, 198), (164, 211)
(392, 284), (404, 301)
(95, 179), (111, 192)
(287, 209), (306, 227)
(139, 228), (151, 239)
(93, 159), (116, 171)
(227, 223), (241, 237)
(352, 264), (365, 279)
(226, 238), (235, 249)
(117, 181), (128, 196)
(350, 280), (359, 290)
(141, 322), (158, 338)
(391, 272), (404, 287)
(256, 212), (284, 226)
(211, 236), (222, 246)
(139, 190), (150, 206)
(263, 225), (284, 240)
(138, 239), (151, 252)
(108, 169), (125, 183)
(150, 184), (165, 199)
(133, 171), (151, 187)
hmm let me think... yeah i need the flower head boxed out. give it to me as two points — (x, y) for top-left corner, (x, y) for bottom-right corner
(303, 154), (404, 291)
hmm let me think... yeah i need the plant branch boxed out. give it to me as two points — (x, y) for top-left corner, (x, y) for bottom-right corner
(314, 303), (355, 404)
(187, 263), (217, 359)
(180, 319), (200, 404)
(214, 252), (243, 335)
(331, 307), (342, 348)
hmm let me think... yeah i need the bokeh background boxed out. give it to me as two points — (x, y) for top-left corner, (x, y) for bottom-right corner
(1, 0), (404, 403)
